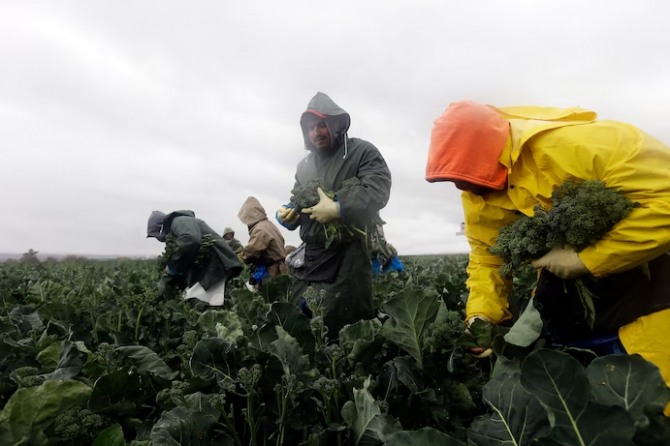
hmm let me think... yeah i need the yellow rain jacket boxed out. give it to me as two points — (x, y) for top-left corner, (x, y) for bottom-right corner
(451, 105), (670, 413)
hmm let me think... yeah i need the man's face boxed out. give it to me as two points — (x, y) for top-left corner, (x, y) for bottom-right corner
(305, 119), (331, 151)
(223, 233), (233, 240)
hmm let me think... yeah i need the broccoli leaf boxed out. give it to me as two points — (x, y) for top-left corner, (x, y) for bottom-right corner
(386, 426), (466, 445)
(339, 318), (383, 364)
(468, 371), (550, 446)
(117, 345), (179, 380)
(380, 286), (441, 368)
(190, 337), (237, 381)
(586, 354), (670, 421)
(0, 379), (91, 445)
(267, 325), (313, 379)
(340, 377), (402, 445)
(92, 423), (126, 446)
(150, 393), (222, 446)
(520, 349), (636, 446)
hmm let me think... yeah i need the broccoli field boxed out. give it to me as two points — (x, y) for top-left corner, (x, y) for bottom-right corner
(1, 256), (669, 445)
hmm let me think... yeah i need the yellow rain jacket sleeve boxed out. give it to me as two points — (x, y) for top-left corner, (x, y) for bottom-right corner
(463, 191), (517, 323)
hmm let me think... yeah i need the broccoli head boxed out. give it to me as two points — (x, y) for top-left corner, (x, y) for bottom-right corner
(53, 407), (108, 443)
(290, 178), (323, 211)
(491, 180), (636, 276)
(289, 177), (367, 248)
(10, 366), (46, 388)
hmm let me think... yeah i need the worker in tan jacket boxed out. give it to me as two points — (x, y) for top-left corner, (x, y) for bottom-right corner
(238, 196), (288, 292)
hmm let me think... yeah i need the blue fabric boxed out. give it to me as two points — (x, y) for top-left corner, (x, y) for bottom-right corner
(383, 256), (404, 273)
(298, 298), (313, 318)
(165, 264), (178, 276)
(275, 204), (299, 230)
(552, 333), (627, 356)
(251, 264), (269, 281)
(371, 258), (382, 276)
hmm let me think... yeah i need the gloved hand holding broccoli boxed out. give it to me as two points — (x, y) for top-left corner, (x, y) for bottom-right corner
(302, 187), (341, 223)
(280, 177), (366, 248)
(490, 180), (637, 326)
(491, 180), (636, 275)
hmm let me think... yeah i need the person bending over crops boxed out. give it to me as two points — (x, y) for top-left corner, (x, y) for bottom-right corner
(276, 92), (392, 338)
(221, 226), (244, 255)
(146, 210), (243, 306)
(425, 101), (670, 415)
(237, 196), (288, 293)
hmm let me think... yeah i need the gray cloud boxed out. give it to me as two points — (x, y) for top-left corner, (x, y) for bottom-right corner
(1, 1), (668, 258)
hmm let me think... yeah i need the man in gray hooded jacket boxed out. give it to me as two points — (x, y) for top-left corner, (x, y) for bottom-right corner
(276, 92), (392, 337)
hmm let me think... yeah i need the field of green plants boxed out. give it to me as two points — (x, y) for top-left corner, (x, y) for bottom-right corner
(1, 255), (668, 445)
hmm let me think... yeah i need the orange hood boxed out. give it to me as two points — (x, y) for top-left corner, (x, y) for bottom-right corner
(425, 101), (509, 190)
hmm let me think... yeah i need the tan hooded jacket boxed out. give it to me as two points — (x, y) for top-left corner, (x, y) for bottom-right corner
(238, 197), (287, 275)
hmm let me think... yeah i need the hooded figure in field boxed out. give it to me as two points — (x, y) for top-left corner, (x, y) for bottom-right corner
(237, 196), (288, 292)
(222, 226), (244, 254)
(276, 92), (392, 337)
(146, 210), (243, 306)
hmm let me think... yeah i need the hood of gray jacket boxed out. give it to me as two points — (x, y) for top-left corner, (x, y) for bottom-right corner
(300, 92), (351, 152)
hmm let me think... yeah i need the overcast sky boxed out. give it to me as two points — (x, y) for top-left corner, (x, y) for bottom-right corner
(2, 1), (669, 258)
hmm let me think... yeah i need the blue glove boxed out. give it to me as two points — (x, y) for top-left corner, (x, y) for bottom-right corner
(276, 204), (299, 230)
(371, 258), (382, 276)
(383, 256), (405, 273)
(251, 264), (269, 282)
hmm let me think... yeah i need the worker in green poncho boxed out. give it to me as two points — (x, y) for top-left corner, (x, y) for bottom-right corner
(146, 210), (243, 306)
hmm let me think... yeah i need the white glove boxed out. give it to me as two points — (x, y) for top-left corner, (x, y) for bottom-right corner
(531, 247), (588, 279)
(301, 188), (341, 223)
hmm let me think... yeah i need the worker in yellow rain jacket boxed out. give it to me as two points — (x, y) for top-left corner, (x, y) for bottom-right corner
(425, 101), (670, 415)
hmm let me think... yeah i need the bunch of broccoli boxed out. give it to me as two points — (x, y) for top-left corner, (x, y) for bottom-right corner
(289, 177), (323, 212)
(491, 180), (636, 277)
(491, 180), (636, 327)
(289, 177), (366, 248)
(157, 233), (215, 276)
(52, 407), (108, 443)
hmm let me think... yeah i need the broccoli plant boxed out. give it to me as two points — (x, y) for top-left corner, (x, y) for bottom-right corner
(490, 180), (636, 326)
(52, 407), (109, 444)
(9, 366), (46, 388)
